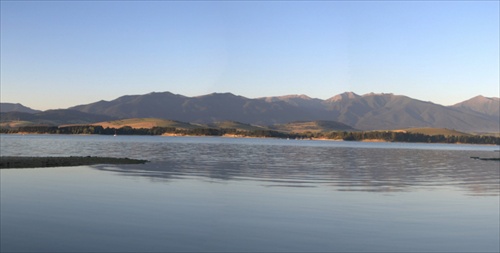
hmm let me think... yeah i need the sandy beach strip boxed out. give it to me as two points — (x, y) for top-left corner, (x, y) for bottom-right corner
(0, 156), (148, 169)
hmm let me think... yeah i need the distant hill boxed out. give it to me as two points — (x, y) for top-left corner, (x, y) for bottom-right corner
(208, 121), (269, 131)
(56, 91), (500, 133)
(0, 110), (114, 127)
(0, 112), (37, 123)
(0, 120), (34, 129)
(452, 95), (500, 117)
(272, 120), (356, 133)
(91, 118), (203, 130)
(260, 94), (326, 111)
(0, 103), (41, 113)
(70, 92), (317, 125)
(317, 92), (499, 132)
(262, 92), (498, 133)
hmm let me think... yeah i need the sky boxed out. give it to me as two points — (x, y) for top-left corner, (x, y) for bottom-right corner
(1, 1), (499, 110)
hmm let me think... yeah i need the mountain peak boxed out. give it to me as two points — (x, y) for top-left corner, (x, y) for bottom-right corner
(258, 94), (317, 104)
(362, 92), (395, 97)
(40, 90), (500, 133)
(197, 92), (238, 98)
(452, 95), (500, 117)
(0, 103), (41, 113)
(280, 94), (313, 100)
(471, 95), (498, 102)
(327, 92), (360, 102)
(453, 95), (500, 105)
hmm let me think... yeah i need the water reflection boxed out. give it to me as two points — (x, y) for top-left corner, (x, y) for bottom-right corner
(2, 134), (498, 195)
(2, 135), (499, 252)
(95, 144), (500, 196)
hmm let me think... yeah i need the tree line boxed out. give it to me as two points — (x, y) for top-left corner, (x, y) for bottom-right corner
(0, 125), (300, 139)
(306, 131), (500, 145)
(1, 125), (498, 145)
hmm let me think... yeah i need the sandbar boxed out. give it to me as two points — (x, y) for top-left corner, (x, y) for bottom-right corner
(0, 156), (148, 169)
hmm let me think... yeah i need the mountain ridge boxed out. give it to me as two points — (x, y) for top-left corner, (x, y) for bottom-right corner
(0, 110), (115, 127)
(0, 103), (41, 114)
(452, 95), (499, 117)
(2, 91), (498, 133)
(66, 91), (498, 133)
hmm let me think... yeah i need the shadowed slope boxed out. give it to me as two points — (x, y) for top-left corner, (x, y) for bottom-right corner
(272, 120), (356, 133)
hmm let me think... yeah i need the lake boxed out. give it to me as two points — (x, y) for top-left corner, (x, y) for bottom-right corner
(1, 134), (499, 252)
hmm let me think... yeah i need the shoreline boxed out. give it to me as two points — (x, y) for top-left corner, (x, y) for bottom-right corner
(1, 133), (499, 146)
(0, 156), (148, 169)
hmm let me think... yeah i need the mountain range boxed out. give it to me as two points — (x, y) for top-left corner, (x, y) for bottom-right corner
(0, 103), (41, 114)
(1, 92), (499, 133)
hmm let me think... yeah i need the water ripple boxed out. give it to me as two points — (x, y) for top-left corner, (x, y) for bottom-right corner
(2, 135), (499, 195)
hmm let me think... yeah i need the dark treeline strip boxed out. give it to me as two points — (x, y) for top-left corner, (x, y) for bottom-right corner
(2, 125), (301, 139)
(309, 131), (500, 145)
(1, 125), (499, 145)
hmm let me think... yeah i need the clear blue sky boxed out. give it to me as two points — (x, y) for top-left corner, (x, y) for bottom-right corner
(1, 1), (499, 110)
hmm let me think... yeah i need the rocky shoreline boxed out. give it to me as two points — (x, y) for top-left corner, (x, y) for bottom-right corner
(0, 156), (148, 169)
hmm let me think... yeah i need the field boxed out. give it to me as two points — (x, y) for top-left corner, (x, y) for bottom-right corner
(92, 118), (203, 130)
(0, 121), (34, 129)
(272, 120), (356, 133)
(209, 121), (269, 131)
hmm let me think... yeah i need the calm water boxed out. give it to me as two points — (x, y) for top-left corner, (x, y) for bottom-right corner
(1, 134), (499, 252)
